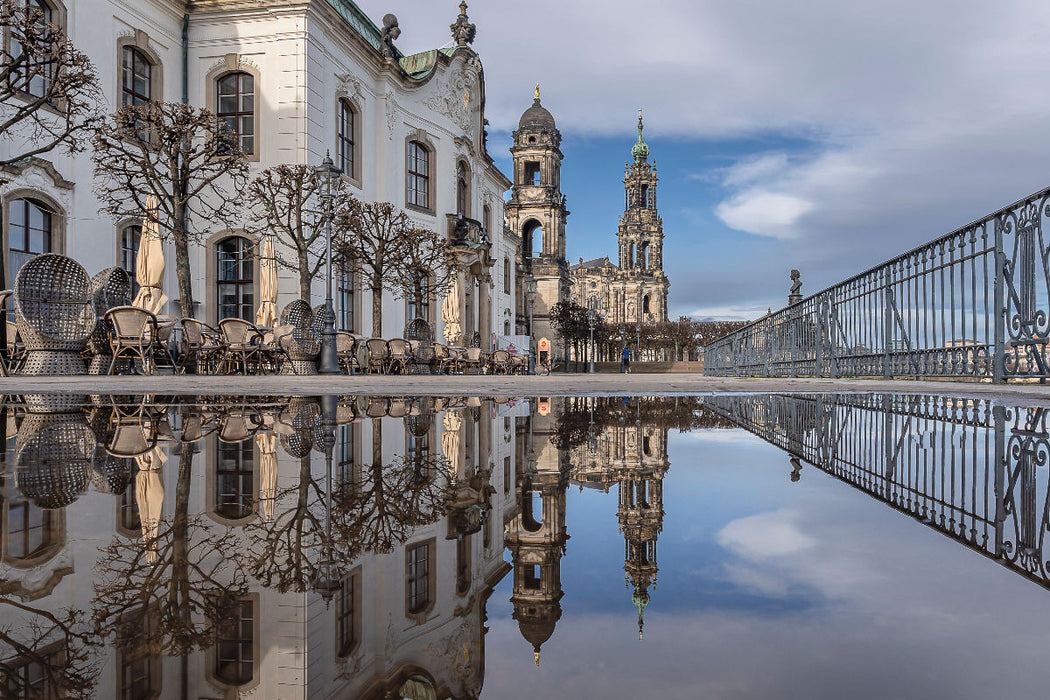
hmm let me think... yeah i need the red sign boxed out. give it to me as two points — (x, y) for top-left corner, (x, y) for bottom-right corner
(538, 337), (550, 352)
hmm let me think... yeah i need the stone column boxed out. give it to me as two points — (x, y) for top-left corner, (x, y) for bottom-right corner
(479, 273), (493, 350)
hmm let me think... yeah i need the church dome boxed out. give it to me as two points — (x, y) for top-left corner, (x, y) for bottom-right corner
(519, 87), (557, 131)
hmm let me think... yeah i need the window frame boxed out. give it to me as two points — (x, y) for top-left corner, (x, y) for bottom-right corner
(214, 235), (255, 323)
(335, 570), (362, 658)
(215, 70), (255, 155)
(120, 223), (141, 297)
(7, 196), (52, 284)
(120, 45), (152, 108)
(208, 595), (259, 690)
(336, 98), (359, 182)
(405, 538), (436, 619)
(456, 160), (470, 218)
(7, 0), (58, 100)
(406, 139), (432, 213)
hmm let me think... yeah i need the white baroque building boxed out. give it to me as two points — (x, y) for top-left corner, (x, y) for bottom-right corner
(0, 0), (515, 340)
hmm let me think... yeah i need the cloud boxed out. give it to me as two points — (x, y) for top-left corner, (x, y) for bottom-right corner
(714, 191), (814, 239)
(716, 509), (815, 559)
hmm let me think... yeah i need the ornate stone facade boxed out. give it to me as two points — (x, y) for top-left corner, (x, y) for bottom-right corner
(570, 112), (670, 328)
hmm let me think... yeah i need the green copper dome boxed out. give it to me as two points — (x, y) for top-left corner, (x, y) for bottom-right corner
(631, 110), (649, 162)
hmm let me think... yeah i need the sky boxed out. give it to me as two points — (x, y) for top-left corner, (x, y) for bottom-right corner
(354, 0), (1050, 320)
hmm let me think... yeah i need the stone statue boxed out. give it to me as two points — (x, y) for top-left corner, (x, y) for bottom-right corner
(788, 269), (802, 305)
(381, 14), (400, 58)
(450, 1), (476, 46)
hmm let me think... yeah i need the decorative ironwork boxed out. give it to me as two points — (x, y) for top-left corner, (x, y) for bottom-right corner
(704, 393), (1050, 589)
(704, 187), (1050, 382)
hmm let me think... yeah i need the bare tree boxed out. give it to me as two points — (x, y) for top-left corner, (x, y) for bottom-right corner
(92, 102), (249, 319)
(246, 164), (326, 303)
(336, 200), (448, 334)
(0, 0), (101, 168)
(395, 225), (458, 323)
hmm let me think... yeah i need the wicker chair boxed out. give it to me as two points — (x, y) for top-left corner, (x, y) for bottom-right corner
(365, 396), (390, 418)
(13, 254), (96, 375)
(275, 300), (320, 375)
(488, 349), (511, 375)
(15, 413), (95, 509)
(87, 267), (131, 375)
(387, 338), (412, 374)
(179, 318), (223, 374)
(104, 306), (175, 375)
(462, 347), (484, 375)
(404, 318), (434, 374)
(336, 332), (358, 374)
(432, 342), (453, 374)
(218, 318), (264, 374)
(0, 289), (12, 376)
(365, 338), (389, 374)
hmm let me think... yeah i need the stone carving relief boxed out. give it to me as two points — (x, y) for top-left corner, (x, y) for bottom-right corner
(336, 71), (368, 106)
(424, 55), (482, 136)
(384, 90), (400, 139)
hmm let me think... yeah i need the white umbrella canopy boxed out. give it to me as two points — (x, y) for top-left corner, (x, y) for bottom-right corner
(134, 445), (167, 564)
(441, 410), (462, 481)
(442, 276), (461, 345)
(256, 432), (278, 520)
(132, 196), (169, 315)
(256, 236), (278, 327)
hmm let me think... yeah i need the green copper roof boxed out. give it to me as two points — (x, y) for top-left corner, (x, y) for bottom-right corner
(631, 110), (650, 162)
(324, 0), (385, 52)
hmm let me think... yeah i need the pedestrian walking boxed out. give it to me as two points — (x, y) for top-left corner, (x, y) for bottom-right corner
(621, 346), (631, 374)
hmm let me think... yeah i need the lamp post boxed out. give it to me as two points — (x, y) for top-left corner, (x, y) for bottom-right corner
(526, 277), (537, 374)
(587, 295), (597, 374)
(311, 395), (342, 603)
(635, 317), (642, 365)
(315, 152), (342, 375)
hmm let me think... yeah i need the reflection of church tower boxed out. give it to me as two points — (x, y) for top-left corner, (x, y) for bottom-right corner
(505, 401), (569, 664)
(619, 458), (664, 640)
(506, 87), (571, 356)
(617, 111), (669, 324)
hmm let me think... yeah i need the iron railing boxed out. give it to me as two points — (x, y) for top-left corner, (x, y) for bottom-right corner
(705, 393), (1050, 589)
(704, 186), (1050, 381)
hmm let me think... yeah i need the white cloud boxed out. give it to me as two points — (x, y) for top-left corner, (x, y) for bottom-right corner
(714, 191), (814, 239)
(716, 509), (815, 559)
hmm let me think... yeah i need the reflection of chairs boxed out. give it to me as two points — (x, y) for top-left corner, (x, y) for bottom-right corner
(218, 318), (263, 374)
(14, 413), (95, 509)
(218, 408), (265, 442)
(387, 398), (409, 418)
(104, 412), (158, 457)
(365, 397), (390, 418)
(366, 338), (389, 374)
(13, 254), (96, 375)
(387, 338), (412, 374)
(87, 267), (131, 375)
(105, 306), (175, 375)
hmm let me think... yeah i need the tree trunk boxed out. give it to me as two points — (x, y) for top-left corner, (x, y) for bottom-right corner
(371, 285), (383, 337)
(298, 245), (312, 304)
(173, 211), (194, 319)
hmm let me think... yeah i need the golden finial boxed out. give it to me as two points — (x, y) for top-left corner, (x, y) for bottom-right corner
(534, 83), (541, 100)
(534, 651), (541, 667)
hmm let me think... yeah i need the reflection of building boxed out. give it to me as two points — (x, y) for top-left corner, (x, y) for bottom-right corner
(505, 398), (569, 664)
(569, 113), (670, 331)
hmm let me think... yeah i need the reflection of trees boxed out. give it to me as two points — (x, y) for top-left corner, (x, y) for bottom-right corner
(551, 396), (739, 448)
(332, 453), (453, 556)
(91, 443), (248, 656)
(0, 597), (100, 699)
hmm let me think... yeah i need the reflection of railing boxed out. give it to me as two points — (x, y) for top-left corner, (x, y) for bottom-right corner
(704, 186), (1050, 382)
(705, 393), (1050, 589)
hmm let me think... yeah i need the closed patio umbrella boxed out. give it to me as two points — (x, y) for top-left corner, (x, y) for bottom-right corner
(256, 235), (278, 327)
(256, 432), (278, 520)
(441, 277), (461, 344)
(441, 410), (462, 481)
(134, 445), (167, 564)
(132, 196), (169, 315)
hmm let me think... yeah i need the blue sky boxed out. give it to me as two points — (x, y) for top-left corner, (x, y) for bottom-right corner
(356, 0), (1050, 320)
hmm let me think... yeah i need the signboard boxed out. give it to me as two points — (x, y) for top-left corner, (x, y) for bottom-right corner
(538, 397), (550, 416)
(538, 337), (550, 352)
(497, 334), (531, 355)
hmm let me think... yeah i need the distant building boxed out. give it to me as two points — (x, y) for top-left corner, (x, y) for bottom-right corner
(570, 112), (670, 329)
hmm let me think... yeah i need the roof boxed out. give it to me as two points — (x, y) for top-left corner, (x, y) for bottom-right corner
(519, 97), (557, 131)
(571, 256), (612, 270)
(323, 0), (387, 53)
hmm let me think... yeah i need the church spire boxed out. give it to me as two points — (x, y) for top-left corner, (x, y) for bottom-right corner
(631, 108), (650, 162)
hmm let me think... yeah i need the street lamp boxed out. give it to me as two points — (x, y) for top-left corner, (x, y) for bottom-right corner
(311, 395), (342, 603)
(525, 277), (537, 374)
(587, 295), (597, 374)
(636, 317), (642, 364)
(315, 152), (342, 375)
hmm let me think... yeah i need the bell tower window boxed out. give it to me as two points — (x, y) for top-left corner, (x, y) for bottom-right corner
(523, 161), (540, 186)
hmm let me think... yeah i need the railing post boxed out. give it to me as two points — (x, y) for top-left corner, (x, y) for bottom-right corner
(993, 405), (1006, 556)
(994, 219), (1006, 384)
(884, 271), (893, 380)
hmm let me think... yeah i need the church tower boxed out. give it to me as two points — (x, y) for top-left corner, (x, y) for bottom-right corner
(616, 111), (669, 324)
(506, 87), (572, 357)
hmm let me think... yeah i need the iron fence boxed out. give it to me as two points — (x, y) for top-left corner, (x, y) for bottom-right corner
(705, 393), (1050, 589)
(704, 186), (1050, 381)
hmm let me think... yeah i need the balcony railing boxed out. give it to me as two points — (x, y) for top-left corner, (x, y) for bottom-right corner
(704, 184), (1050, 382)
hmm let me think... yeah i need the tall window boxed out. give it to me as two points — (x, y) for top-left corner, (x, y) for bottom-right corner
(483, 204), (492, 238)
(406, 141), (429, 210)
(456, 161), (469, 217)
(643, 294), (651, 314)
(406, 541), (431, 614)
(5, 494), (56, 563)
(216, 236), (253, 321)
(338, 99), (355, 177)
(523, 161), (540, 186)
(337, 262), (354, 332)
(10, 0), (54, 98)
(336, 574), (358, 657)
(121, 225), (141, 296)
(456, 535), (471, 596)
(216, 72), (255, 154)
(215, 439), (254, 520)
(121, 47), (152, 107)
(8, 197), (52, 283)
(503, 258), (510, 295)
(337, 424), (356, 488)
(6, 643), (62, 698)
(406, 276), (430, 322)
(119, 606), (158, 700)
(214, 598), (254, 686)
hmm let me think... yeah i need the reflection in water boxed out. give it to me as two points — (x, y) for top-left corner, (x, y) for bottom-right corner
(0, 393), (1048, 697)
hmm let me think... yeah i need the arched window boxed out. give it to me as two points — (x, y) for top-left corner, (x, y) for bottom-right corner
(456, 161), (470, 217)
(216, 72), (255, 154)
(216, 236), (253, 321)
(121, 47), (152, 107)
(215, 439), (254, 521)
(643, 295), (651, 314)
(483, 204), (492, 237)
(523, 220), (542, 258)
(640, 242), (649, 270)
(3, 491), (58, 565)
(406, 141), (430, 210)
(121, 224), (141, 296)
(9, 197), (52, 283)
(337, 99), (355, 178)
(627, 243), (635, 269)
(213, 598), (255, 686)
(10, 0), (54, 98)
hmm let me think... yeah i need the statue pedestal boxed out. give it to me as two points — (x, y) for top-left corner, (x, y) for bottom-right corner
(788, 293), (803, 306)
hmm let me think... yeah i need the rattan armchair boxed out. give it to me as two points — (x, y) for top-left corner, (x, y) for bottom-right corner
(87, 267), (131, 375)
(462, 347), (484, 374)
(13, 254), (96, 375)
(336, 332), (358, 374)
(179, 318), (223, 374)
(488, 349), (511, 375)
(104, 306), (176, 375)
(387, 338), (412, 374)
(218, 318), (264, 374)
(365, 338), (389, 374)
